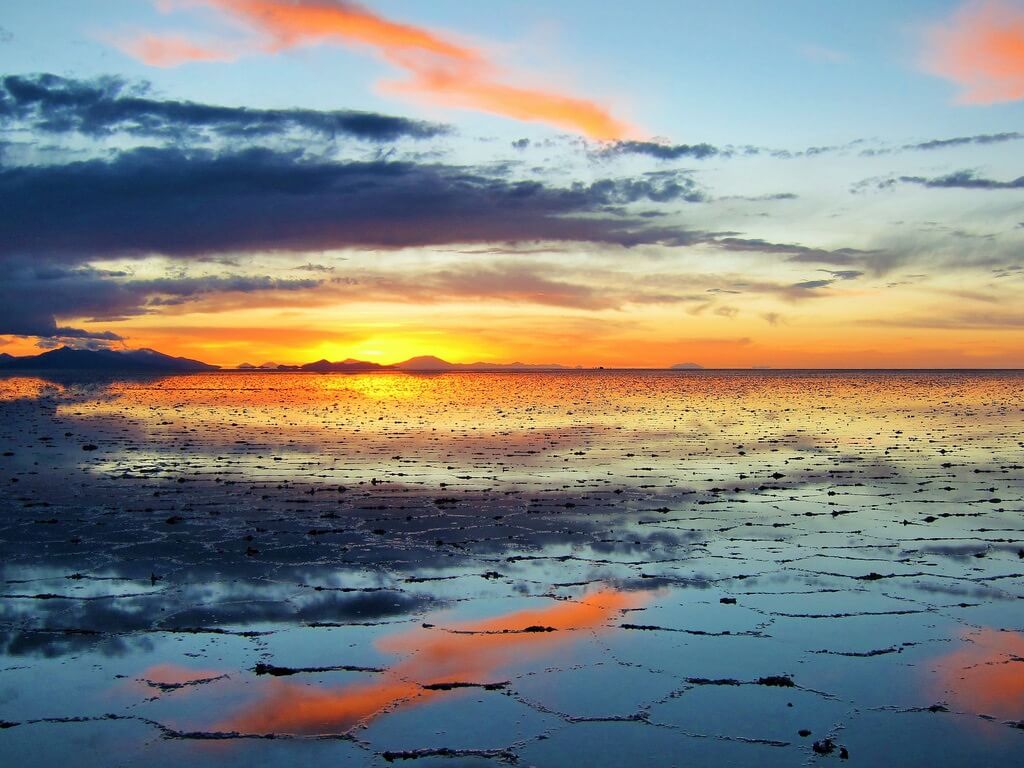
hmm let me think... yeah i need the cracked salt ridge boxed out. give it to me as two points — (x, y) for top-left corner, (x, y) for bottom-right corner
(1, 371), (1023, 766)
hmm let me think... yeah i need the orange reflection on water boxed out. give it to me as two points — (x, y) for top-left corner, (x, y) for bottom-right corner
(0, 377), (66, 402)
(932, 628), (1024, 719)
(218, 588), (645, 735)
(136, 663), (226, 690)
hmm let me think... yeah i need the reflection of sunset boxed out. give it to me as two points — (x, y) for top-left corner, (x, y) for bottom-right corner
(134, 663), (226, 691)
(0, 378), (66, 402)
(217, 588), (644, 735)
(932, 629), (1024, 719)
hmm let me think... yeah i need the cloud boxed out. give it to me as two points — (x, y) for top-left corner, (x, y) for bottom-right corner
(0, 260), (321, 339)
(921, 1), (1024, 104)
(902, 131), (1023, 151)
(306, 262), (720, 311)
(857, 131), (1024, 157)
(395, 264), (615, 310)
(899, 169), (1024, 189)
(790, 279), (833, 290)
(712, 237), (876, 266)
(0, 147), (706, 261)
(864, 310), (1024, 329)
(0, 73), (449, 141)
(603, 140), (720, 160)
(119, 33), (236, 66)
(114, 0), (636, 140)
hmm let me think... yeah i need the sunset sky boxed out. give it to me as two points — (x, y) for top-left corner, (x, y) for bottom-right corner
(1, 0), (1023, 367)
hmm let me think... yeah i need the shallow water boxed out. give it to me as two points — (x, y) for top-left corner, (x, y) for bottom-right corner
(0, 370), (1022, 766)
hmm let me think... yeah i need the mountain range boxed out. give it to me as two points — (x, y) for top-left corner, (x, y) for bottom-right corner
(240, 355), (578, 371)
(0, 347), (219, 372)
(0, 347), (708, 373)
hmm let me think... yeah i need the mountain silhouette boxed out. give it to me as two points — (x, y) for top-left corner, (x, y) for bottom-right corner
(299, 358), (391, 372)
(231, 355), (577, 371)
(392, 356), (573, 371)
(0, 347), (219, 372)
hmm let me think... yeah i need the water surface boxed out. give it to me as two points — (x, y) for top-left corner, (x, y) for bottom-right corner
(1, 371), (1022, 765)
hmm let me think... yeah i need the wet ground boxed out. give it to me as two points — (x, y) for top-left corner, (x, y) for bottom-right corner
(0, 370), (1021, 766)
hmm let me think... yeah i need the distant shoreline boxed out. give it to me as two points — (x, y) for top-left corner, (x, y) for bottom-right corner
(2, 367), (1022, 375)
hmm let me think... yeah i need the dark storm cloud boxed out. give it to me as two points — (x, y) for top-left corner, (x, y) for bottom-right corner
(0, 73), (450, 141)
(898, 170), (1024, 190)
(0, 261), (321, 339)
(0, 147), (707, 261)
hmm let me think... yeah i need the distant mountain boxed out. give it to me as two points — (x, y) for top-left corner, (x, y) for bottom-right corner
(299, 358), (391, 372)
(238, 361), (285, 369)
(670, 362), (704, 370)
(0, 347), (219, 372)
(393, 355), (574, 371)
(231, 355), (580, 373)
(391, 355), (453, 370)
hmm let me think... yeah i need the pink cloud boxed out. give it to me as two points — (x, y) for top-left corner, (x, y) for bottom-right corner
(114, 0), (637, 140)
(922, 0), (1024, 104)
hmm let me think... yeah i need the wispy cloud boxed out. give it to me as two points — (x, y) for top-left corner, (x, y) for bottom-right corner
(0, 73), (449, 141)
(899, 169), (1024, 189)
(114, 0), (636, 139)
(119, 33), (236, 66)
(921, 0), (1024, 104)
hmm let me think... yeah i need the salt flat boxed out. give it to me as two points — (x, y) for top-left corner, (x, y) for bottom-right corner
(0, 371), (1022, 766)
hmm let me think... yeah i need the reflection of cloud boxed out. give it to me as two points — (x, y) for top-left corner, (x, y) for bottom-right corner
(116, 0), (635, 139)
(932, 628), (1024, 718)
(218, 588), (646, 734)
(134, 663), (227, 692)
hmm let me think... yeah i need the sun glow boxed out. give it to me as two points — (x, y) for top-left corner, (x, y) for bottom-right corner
(296, 334), (488, 367)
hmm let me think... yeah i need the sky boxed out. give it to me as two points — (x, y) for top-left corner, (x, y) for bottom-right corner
(0, 0), (1022, 368)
